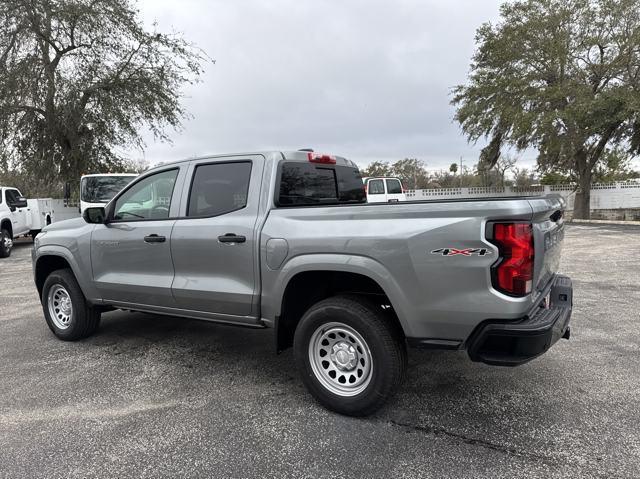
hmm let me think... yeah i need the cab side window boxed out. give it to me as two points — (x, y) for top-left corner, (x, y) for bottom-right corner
(5, 189), (20, 204)
(113, 169), (178, 221)
(187, 162), (252, 217)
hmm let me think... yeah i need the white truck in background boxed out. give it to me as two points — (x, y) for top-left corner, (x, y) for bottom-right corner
(79, 173), (138, 214)
(0, 187), (54, 258)
(363, 177), (407, 203)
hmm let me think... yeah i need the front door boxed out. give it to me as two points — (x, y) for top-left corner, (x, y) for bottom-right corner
(170, 157), (263, 319)
(5, 189), (28, 235)
(91, 168), (181, 308)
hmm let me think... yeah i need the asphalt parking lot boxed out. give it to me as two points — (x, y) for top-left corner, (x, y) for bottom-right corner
(1, 224), (639, 478)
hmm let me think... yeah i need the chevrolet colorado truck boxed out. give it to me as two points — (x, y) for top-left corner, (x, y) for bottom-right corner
(32, 151), (572, 416)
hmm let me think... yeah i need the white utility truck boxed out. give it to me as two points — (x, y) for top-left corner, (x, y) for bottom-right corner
(79, 173), (137, 214)
(0, 186), (54, 258)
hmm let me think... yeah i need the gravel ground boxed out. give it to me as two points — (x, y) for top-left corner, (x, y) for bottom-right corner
(0, 224), (638, 478)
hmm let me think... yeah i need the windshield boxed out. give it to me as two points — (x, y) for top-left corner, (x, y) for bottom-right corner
(81, 176), (136, 203)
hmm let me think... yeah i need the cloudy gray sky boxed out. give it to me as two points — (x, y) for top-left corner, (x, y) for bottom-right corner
(131, 0), (521, 172)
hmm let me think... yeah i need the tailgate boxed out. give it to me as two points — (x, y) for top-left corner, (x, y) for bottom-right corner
(528, 195), (566, 295)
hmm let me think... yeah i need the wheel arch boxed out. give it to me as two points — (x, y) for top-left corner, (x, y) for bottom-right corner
(1, 218), (12, 238)
(34, 247), (98, 302)
(35, 254), (74, 298)
(271, 255), (412, 352)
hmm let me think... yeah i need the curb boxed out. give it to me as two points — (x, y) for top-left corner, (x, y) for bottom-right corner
(569, 219), (640, 226)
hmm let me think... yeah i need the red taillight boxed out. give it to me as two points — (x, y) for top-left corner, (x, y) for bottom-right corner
(308, 152), (336, 164)
(491, 223), (534, 296)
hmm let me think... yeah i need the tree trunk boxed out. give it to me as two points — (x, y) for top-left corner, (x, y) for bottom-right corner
(573, 167), (592, 220)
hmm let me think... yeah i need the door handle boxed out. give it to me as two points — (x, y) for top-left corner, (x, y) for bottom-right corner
(144, 234), (166, 243)
(218, 233), (246, 244)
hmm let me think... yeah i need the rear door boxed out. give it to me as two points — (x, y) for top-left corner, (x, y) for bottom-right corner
(366, 178), (386, 202)
(90, 167), (184, 307)
(385, 178), (405, 202)
(170, 156), (264, 321)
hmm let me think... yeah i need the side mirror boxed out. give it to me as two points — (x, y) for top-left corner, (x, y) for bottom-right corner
(83, 206), (106, 224)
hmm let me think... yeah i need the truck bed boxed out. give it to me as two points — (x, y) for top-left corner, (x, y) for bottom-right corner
(260, 194), (565, 343)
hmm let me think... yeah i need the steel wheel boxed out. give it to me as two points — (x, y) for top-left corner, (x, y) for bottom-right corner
(308, 322), (373, 397)
(47, 284), (73, 330)
(1, 233), (11, 252)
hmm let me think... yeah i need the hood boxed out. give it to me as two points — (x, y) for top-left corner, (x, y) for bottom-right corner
(43, 217), (87, 232)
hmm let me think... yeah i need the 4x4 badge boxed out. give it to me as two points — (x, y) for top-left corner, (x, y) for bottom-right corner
(431, 248), (492, 256)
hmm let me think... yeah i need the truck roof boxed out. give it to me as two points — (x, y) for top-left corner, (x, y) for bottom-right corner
(81, 173), (138, 178)
(144, 151), (359, 172)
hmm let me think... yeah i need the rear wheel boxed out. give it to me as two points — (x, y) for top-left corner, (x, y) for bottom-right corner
(294, 295), (407, 416)
(0, 229), (12, 258)
(42, 269), (101, 340)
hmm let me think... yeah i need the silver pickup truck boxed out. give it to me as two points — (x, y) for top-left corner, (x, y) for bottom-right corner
(32, 150), (573, 416)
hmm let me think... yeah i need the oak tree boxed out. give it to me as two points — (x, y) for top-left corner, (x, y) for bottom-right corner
(0, 0), (206, 194)
(452, 0), (640, 218)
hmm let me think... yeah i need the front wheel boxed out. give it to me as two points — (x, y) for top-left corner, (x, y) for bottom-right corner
(0, 229), (12, 258)
(294, 295), (407, 416)
(41, 269), (101, 340)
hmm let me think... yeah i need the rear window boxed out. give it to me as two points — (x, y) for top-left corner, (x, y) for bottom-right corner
(278, 162), (365, 206)
(386, 179), (402, 194)
(367, 179), (384, 194)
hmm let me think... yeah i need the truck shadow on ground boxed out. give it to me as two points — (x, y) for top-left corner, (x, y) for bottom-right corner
(12, 238), (35, 249)
(89, 309), (563, 426)
(30, 306), (596, 472)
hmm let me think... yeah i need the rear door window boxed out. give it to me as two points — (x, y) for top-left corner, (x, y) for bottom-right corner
(367, 179), (385, 195)
(386, 179), (402, 194)
(187, 161), (252, 217)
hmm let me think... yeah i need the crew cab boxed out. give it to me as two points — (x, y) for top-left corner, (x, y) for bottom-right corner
(32, 151), (573, 415)
(1, 187), (54, 258)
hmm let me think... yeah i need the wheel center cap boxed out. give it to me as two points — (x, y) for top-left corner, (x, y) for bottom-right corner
(330, 342), (357, 371)
(60, 298), (71, 314)
(336, 350), (349, 364)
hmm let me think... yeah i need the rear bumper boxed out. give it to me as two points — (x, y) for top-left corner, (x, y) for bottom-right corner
(466, 274), (573, 366)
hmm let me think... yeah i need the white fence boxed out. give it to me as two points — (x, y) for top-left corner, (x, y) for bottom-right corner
(405, 181), (640, 210)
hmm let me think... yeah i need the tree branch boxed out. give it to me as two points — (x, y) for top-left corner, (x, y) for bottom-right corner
(3, 105), (47, 117)
(588, 121), (622, 167)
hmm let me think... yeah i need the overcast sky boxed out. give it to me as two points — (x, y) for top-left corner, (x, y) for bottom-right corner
(131, 0), (523, 172)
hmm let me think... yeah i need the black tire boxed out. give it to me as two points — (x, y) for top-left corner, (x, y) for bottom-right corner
(41, 269), (101, 340)
(0, 228), (11, 258)
(293, 295), (407, 416)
